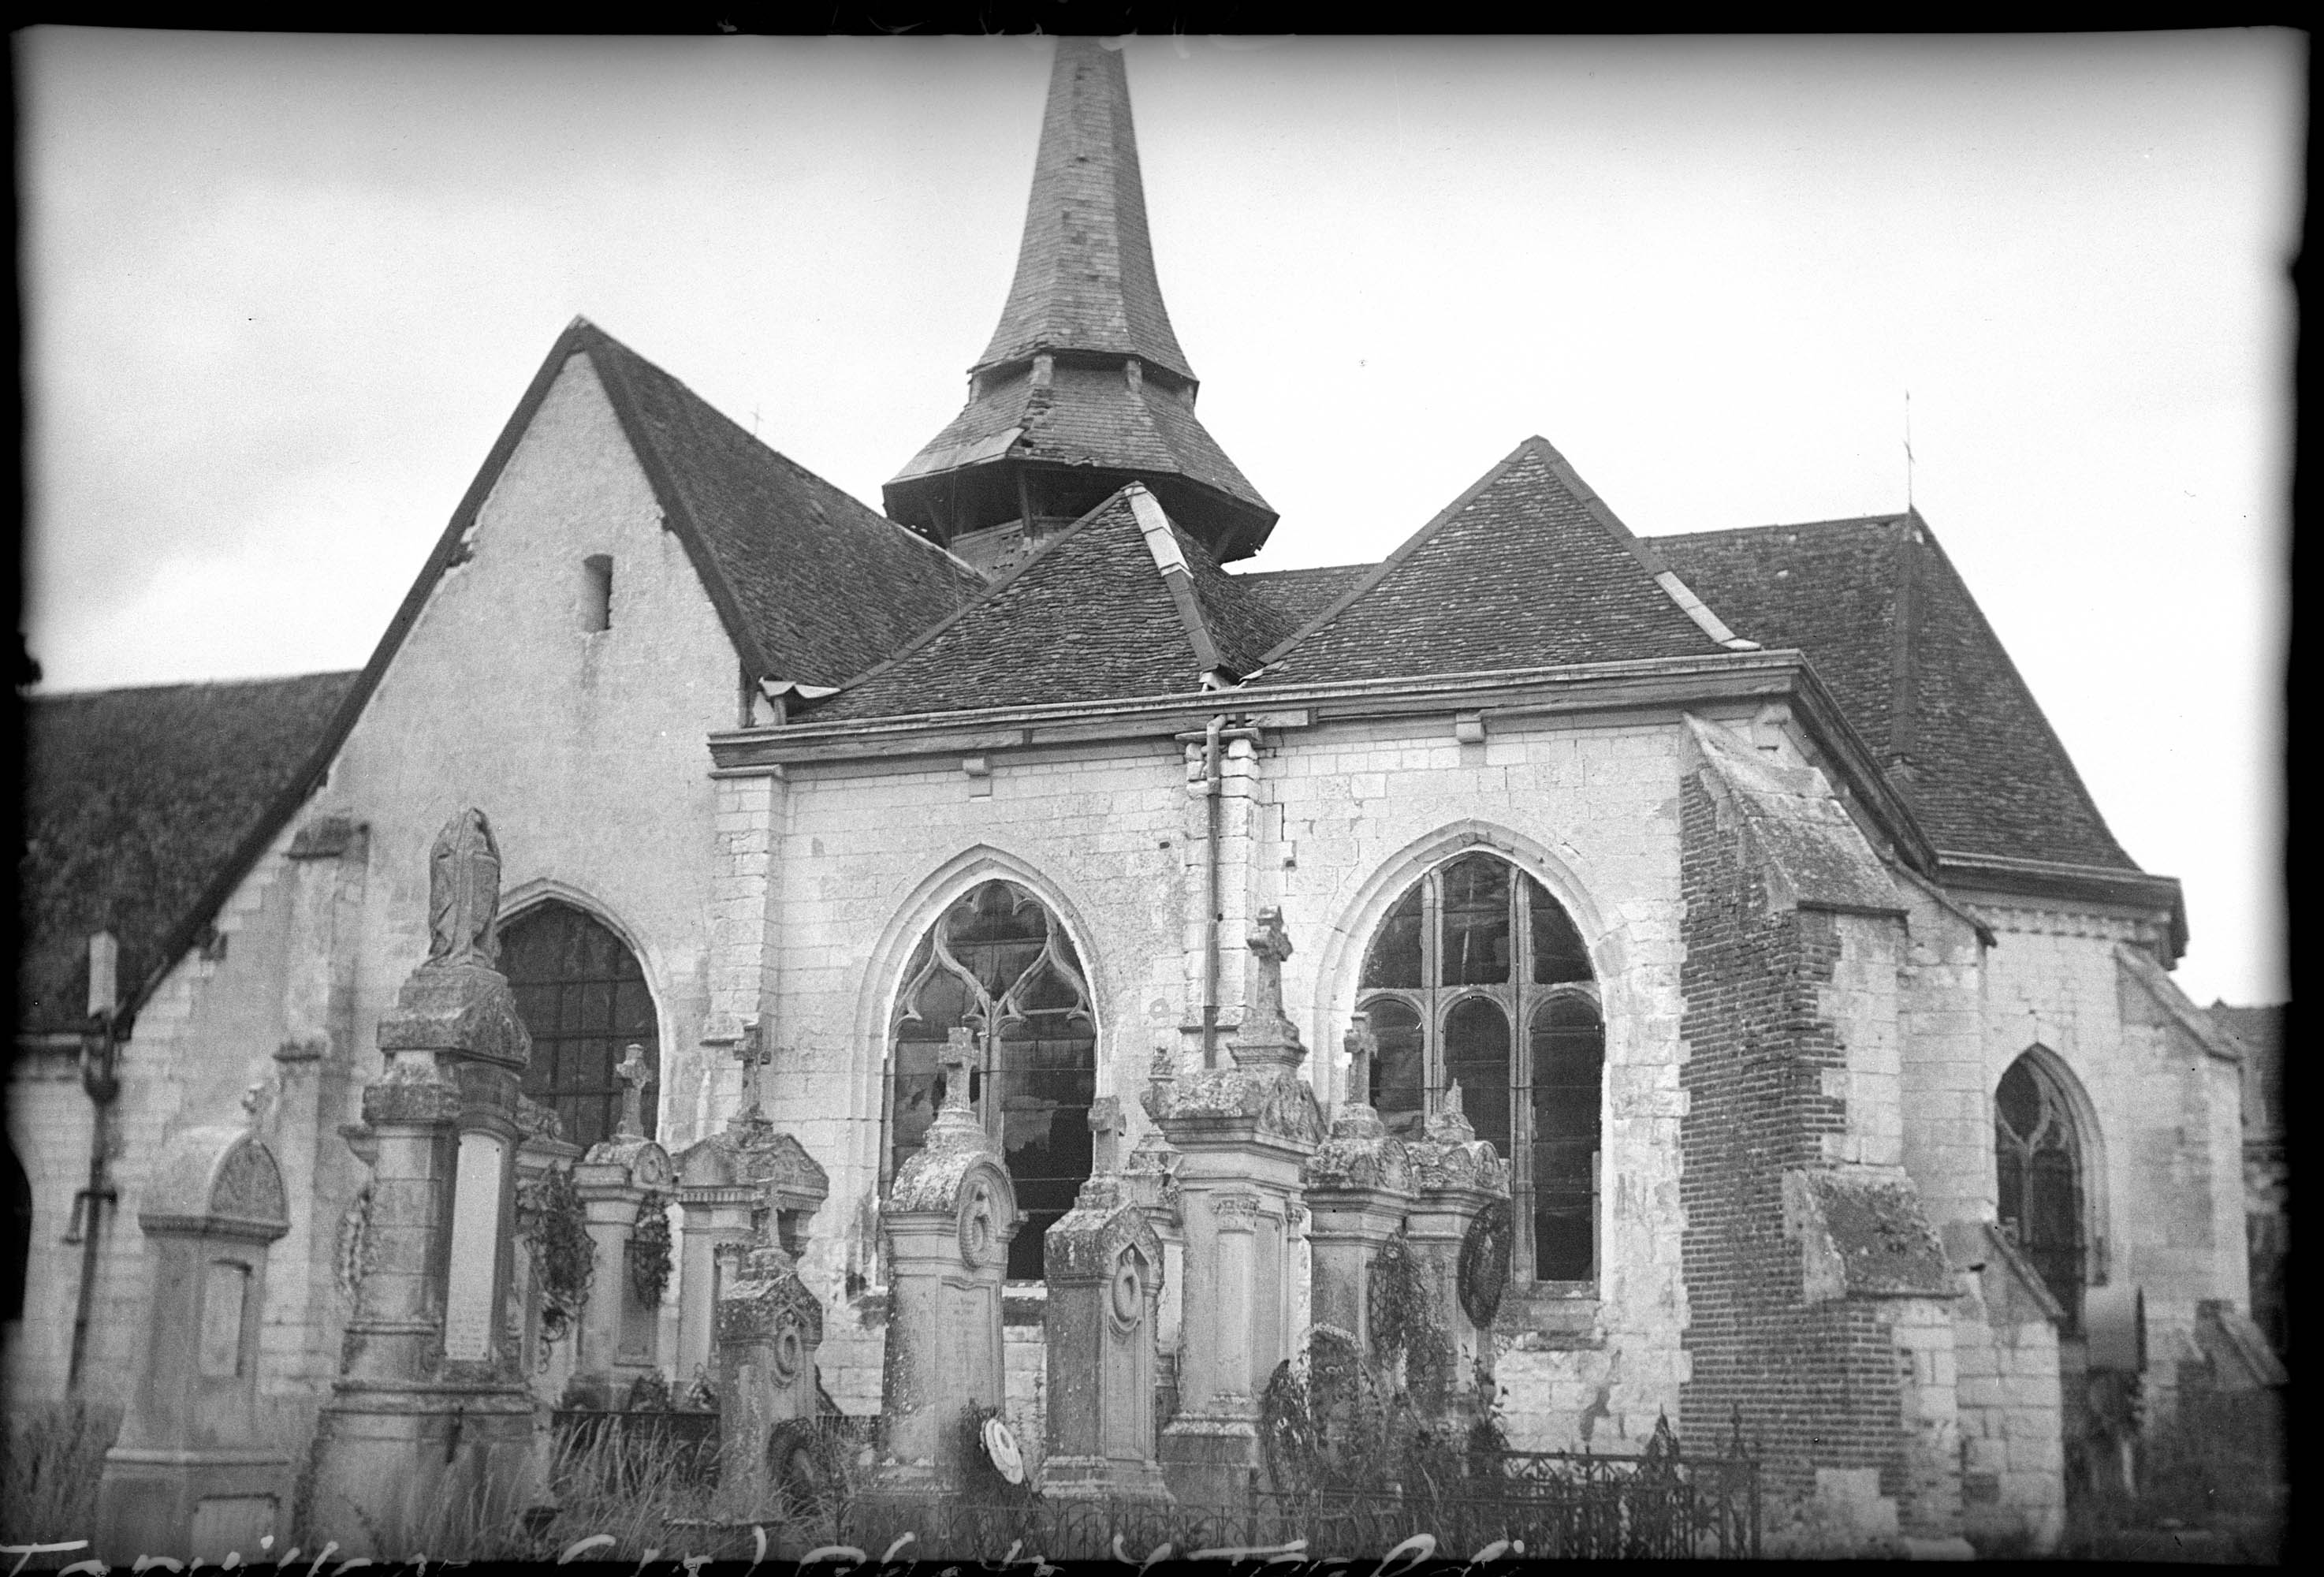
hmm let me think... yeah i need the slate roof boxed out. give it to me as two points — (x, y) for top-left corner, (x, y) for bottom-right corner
(975, 39), (1194, 382)
(889, 360), (1271, 523)
(581, 326), (985, 686)
(16, 319), (982, 1030)
(1655, 513), (2140, 871)
(1229, 564), (1375, 628)
(1250, 437), (1730, 687)
(17, 672), (359, 1032)
(807, 486), (1301, 721)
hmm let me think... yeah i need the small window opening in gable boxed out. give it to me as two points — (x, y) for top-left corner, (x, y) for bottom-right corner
(582, 554), (614, 633)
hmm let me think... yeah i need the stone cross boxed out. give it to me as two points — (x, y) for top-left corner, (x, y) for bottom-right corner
(1343, 1013), (1375, 1109)
(940, 1026), (979, 1115)
(1246, 908), (1294, 1023)
(736, 1026), (772, 1120)
(1088, 1096), (1128, 1175)
(616, 1043), (654, 1138)
(426, 808), (502, 969)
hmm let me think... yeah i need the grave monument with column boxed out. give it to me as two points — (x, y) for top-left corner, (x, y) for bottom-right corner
(307, 809), (538, 1556)
(676, 1029), (829, 1384)
(566, 1044), (675, 1407)
(1143, 909), (1324, 1508)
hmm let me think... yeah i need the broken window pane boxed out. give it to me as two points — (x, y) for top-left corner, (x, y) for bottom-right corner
(1440, 853), (1511, 985)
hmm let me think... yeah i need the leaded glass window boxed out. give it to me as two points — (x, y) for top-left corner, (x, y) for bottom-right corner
(1995, 1053), (2087, 1332)
(888, 881), (1097, 1282)
(503, 901), (659, 1152)
(1357, 851), (1603, 1284)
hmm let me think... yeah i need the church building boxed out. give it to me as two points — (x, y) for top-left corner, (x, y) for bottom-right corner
(14, 38), (2265, 1556)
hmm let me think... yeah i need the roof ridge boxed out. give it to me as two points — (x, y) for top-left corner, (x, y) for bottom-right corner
(1649, 512), (1913, 544)
(28, 669), (363, 702)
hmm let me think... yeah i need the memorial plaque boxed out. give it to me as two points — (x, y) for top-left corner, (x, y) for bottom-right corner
(443, 1129), (508, 1361)
(199, 1259), (251, 1377)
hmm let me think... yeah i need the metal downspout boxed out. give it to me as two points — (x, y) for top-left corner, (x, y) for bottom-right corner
(1200, 715), (1225, 1067)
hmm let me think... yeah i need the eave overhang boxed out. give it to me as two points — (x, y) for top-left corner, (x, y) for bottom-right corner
(1937, 851), (2188, 961)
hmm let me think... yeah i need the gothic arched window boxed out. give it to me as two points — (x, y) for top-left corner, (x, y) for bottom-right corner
(1358, 851), (1602, 1285)
(1995, 1052), (2088, 1331)
(502, 901), (659, 1153)
(888, 880), (1097, 1282)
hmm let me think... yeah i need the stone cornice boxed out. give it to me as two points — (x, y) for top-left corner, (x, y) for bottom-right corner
(709, 650), (1941, 878)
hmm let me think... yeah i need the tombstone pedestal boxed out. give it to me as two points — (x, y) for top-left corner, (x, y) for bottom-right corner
(866, 1031), (1019, 1503)
(1145, 911), (1324, 1508)
(711, 1243), (826, 1513)
(307, 811), (539, 1556)
(95, 1128), (293, 1564)
(1402, 1088), (1512, 1429)
(1040, 1098), (1171, 1504)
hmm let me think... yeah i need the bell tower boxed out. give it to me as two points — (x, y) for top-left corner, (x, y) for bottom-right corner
(885, 39), (1277, 576)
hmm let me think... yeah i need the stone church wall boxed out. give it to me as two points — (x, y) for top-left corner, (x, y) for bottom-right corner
(750, 703), (1711, 1441)
(13, 351), (747, 1420)
(1972, 904), (2245, 1415)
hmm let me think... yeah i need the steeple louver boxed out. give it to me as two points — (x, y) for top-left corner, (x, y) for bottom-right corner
(884, 39), (1276, 574)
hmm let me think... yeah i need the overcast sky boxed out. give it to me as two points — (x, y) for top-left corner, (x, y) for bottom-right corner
(17, 29), (2297, 1005)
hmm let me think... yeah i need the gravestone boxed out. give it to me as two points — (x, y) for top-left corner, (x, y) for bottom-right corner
(1039, 1096), (1171, 1503)
(696, 1035), (833, 1515)
(676, 1029), (829, 1381)
(1143, 909), (1324, 1508)
(307, 809), (538, 1556)
(1400, 1079), (1512, 1426)
(95, 1126), (292, 1564)
(867, 1028), (1019, 1500)
(567, 1044), (676, 1406)
(1302, 1014), (1416, 1356)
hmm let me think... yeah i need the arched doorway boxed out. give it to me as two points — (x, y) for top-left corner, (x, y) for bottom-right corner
(1354, 848), (1603, 1285)
(886, 879), (1097, 1282)
(1994, 1050), (2090, 1331)
(501, 900), (660, 1152)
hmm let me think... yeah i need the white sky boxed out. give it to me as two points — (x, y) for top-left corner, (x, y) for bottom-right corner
(17, 30), (2297, 1005)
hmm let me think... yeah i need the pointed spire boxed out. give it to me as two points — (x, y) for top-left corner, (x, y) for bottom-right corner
(978, 38), (1194, 383)
(885, 39), (1276, 573)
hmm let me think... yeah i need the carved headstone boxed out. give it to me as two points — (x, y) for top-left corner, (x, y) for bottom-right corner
(96, 1127), (294, 1563)
(1041, 1098), (1171, 1504)
(870, 1025), (1019, 1501)
(1303, 1015), (1414, 1358)
(1401, 1079), (1512, 1426)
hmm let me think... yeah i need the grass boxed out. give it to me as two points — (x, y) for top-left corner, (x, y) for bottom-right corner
(0, 1399), (121, 1549)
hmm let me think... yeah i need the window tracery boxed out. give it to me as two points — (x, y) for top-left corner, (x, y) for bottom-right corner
(1356, 851), (1603, 1284)
(888, 879), (1096, 1282)
(1995, 1052), (2088, 1330)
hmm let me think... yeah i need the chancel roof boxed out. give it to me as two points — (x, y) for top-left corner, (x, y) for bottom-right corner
(1247, 437), (1737, 687)
(807, 485), (1303, 721)
(1654, 513), (2141, 872)
(17, 672), (359, 1032)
